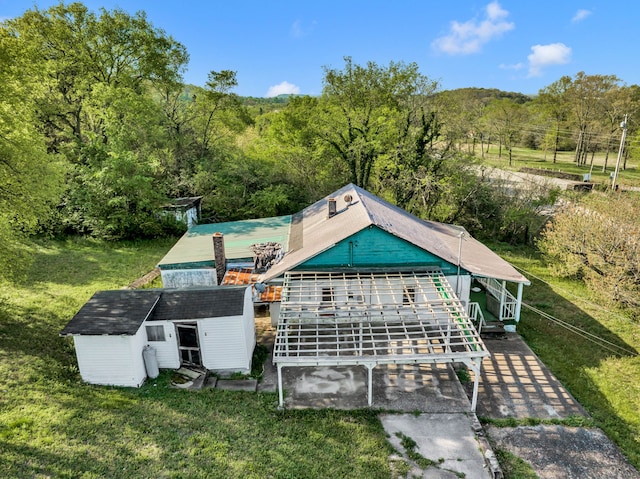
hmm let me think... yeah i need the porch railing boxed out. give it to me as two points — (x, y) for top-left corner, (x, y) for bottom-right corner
(468, 302), (485, 334)
(477, 277), (518, 322)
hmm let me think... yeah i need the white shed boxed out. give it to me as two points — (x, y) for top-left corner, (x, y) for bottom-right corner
(60, 286), (255, 387)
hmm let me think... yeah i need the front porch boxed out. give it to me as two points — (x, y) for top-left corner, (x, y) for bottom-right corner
(467, 276), (525, 335)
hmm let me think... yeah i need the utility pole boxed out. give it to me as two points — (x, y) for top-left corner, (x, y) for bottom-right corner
(611, 114), (628, 191)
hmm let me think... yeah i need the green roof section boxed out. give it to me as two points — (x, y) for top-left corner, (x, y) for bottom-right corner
(157, 215), (292, 269)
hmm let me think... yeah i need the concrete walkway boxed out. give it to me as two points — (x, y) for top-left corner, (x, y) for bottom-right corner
(382, 413), (493, 479)
(474, 333), (586, 419)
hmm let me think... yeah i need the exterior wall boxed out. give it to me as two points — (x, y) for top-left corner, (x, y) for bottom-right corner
(73, 328), (146, 387)
(299, 227), (464, 275)
(174, 206), (199, 229)
(144, 320), (180, 369)
(283, 275), (466, 313)
(198, 289), (255, 372)
(445, 274), (472, 307)
(242, 287), (256, 363)
(160, 268), (217, 288)
(198, 316), (250, 372)
(269, 301), (281, 327)
(185, 207), (199, 229)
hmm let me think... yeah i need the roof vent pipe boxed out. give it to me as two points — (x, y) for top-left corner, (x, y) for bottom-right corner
(212, 232), (227, 285)
(327, 197), (337, 218)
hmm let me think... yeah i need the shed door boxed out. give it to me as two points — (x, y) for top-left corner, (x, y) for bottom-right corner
(176, 323), (202, 366)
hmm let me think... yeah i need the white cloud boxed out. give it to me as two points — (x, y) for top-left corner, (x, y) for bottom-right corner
(572, 9), (592, 23)
(431, 1), (514, 55)
(527, 43), (572, 77)
(266, 81), (300, 98)
(290, 19), (317, 38)
(291, 20), (304, 38)
(499, 62), (524, 71)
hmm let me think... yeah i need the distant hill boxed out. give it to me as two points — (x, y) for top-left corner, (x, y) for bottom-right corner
(241, 94), (297, 106)
(440, 87), (533, 104)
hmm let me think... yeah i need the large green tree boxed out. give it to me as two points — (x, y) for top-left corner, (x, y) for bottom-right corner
(0, 27), (64, 274)
(4, 2), (189, 239)
(539, 193), (640, 311)
(319, 57), (438, 189)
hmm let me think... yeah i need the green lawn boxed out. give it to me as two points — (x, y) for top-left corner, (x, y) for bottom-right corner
(2, 237), (638, 477)
(477, 145), (640, 187)
(0, 237), (394, 479)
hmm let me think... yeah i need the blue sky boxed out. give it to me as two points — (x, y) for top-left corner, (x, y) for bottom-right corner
(3, 1), (637, 97)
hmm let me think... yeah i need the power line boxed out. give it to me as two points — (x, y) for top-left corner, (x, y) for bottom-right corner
(513, 264), (637, 325)
(520, 302), (637, 357)
(511, 264), (638, 357)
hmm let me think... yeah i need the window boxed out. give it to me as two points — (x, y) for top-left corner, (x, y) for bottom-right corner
(348, 291), (363, 303)
(146, 325), (165, 342)
(403, 287), (416, 306)
(321, 287), (334, 304)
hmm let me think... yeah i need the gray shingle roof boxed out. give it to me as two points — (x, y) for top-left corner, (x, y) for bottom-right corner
(60, 290), (160, 336)
(149, 287), (246, 321)
(60, 287), (247, 336)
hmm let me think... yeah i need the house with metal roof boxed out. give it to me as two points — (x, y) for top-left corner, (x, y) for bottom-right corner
(60, 287), (255, 387)
(156, 184), (529, 410)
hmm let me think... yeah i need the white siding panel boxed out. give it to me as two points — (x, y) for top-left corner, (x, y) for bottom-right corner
(198, 317), (250, 372)
(243, 288), (256, 362)
(445, 274), (471, 304)
(144, 320), (180, 369)
(161, 269), (217, 288)
(73, 332), (146, 387)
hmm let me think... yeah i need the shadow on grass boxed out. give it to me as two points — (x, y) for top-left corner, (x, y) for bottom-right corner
(498, 248), (640, 468)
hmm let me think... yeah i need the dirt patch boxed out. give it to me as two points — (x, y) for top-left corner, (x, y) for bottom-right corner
(487, 425), (640, 479)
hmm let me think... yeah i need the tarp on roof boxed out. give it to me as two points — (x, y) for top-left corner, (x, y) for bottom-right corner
(261, 184), (529, 284)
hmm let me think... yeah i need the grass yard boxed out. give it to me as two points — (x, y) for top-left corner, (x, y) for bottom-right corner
(0, 238), (395, 479)
(493, 243), (640, 469)
(477, 145), (640, 187)
(2, 236), (639, 477)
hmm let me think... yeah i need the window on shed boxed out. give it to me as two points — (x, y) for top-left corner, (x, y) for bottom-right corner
(146, 325), (166, 342)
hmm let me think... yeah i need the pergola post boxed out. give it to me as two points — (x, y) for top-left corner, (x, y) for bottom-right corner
(366, 364), (375, 406)
(277, 364), (284, 408)
(468, 359), (481, 412)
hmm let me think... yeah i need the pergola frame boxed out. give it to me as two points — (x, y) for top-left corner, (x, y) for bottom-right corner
(273, 270), (489, 410)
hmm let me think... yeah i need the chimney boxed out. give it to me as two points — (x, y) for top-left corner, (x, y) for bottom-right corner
(212, 232), (226, 285)
(327, 197), (337, 218)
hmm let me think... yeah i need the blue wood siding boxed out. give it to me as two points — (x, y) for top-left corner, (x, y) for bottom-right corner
(298, 226), (465, 275)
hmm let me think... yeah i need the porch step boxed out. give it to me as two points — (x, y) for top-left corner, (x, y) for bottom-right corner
(481, 322), (506, 338)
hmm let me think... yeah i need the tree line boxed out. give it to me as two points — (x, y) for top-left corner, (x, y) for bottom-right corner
(1, 3), (638, 312)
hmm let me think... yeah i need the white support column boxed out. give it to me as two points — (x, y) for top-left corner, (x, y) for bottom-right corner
(366, 364), (375, 407)
(468, 359), (481, 412)
(277, 364), (284, 408)
(500, 280), (507, 321)
(515, 282), (524, 323)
